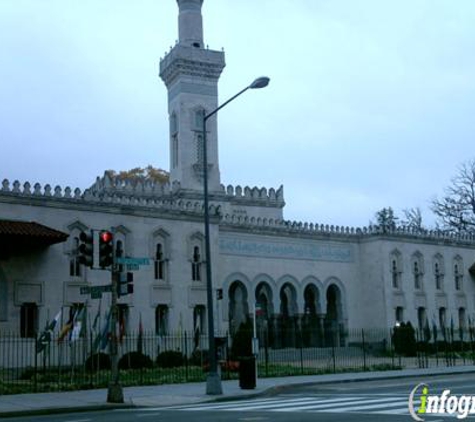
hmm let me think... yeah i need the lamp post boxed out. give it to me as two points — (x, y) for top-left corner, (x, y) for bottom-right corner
(202, 76), (270, 395)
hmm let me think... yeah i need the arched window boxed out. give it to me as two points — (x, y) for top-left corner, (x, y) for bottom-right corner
(69, 236), (81, 277)
(196, 133), (204, 164)
(454, 259), (463, 291)
(434, 262), (442, 290)
(155, 305), (168, 336)
(172, 135), (179, 168)
(154, 243), (165, 280)
(192, 246), (201, 281)
(390, 250), (402, 289)
(412, 252), (424, 290)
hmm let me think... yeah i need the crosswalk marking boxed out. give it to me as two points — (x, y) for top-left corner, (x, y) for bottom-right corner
(161, 395), (411, 416)
(274, 397), (399, 412)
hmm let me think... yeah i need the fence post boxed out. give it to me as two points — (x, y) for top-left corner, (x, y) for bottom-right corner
(184, 331), (189, 382)
(331, 331), (336, 374)
(299, 326), (304, 375)
(34, 334), (38, 393)
(361, 329), (367, 371)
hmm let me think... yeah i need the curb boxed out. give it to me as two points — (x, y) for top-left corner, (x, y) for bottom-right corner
(1, 367), (474, 417)
(0, 403), (136, 419)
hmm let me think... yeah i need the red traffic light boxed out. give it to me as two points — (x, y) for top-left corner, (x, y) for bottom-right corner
(100, 231), (113, 243)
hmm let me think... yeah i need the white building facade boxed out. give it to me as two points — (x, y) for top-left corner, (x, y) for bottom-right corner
(0, 0), (474, 345)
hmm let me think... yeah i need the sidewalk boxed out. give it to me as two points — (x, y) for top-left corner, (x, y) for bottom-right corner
(1, 365), (474, 417)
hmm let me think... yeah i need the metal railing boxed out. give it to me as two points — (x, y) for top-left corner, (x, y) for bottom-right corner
(0, 326), (473, 395)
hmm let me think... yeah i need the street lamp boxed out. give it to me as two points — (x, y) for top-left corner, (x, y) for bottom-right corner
(203, 76), (270, 395)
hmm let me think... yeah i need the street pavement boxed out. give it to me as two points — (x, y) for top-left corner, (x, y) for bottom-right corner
(0, 365), (474, 417)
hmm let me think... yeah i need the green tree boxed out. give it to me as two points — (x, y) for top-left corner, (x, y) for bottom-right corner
(105, 165), (169, 185)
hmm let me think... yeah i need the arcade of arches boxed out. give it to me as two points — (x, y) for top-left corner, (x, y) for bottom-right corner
(227, 279), (347, 348)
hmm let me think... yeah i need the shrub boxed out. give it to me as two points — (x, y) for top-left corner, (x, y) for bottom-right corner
(85, 352), (111, 371)
(156, 350), (185, 368)
(189, 349), (209, 367)
(119, 351), (153, 370)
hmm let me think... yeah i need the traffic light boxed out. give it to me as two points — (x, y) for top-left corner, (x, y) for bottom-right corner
(98, 230), (114, 268)
(78, 231), (94, 268)
(118, 272), (134, 297)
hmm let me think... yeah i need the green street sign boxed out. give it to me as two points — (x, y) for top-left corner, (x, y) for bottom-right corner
(116, 257), (150, 265)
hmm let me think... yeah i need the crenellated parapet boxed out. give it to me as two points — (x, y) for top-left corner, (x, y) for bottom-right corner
(0, 178), (221, 217)
(221, 214), (475, 244)
(221, 184), (285, 207)
(88, 172), (179, 198)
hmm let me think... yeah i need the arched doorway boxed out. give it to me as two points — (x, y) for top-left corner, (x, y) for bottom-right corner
(255, 282), (274, 347)
(325, 284), (345, 346)
(303, 284), (321, 347)
(279, 283), (298, 348)
(228, 281), (249, 336)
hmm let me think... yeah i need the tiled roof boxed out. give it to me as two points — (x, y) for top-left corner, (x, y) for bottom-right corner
(0, 220), (68, 244)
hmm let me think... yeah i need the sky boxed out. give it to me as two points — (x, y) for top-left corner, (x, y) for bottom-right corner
(1, 0), (474, 228)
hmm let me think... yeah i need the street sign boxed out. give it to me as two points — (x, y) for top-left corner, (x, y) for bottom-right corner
(80, 284), (112, 299)
(116, 257), (150, 265)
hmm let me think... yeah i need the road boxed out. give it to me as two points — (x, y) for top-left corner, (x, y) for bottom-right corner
(3, 373), (475, 421)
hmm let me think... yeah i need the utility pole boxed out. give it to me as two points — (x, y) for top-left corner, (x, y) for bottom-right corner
(107, 253), (123, 402)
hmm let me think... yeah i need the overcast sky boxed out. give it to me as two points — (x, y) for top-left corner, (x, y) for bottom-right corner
(1, 0), (474, 228)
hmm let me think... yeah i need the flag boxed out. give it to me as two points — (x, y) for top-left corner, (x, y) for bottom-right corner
(92, 300), (101, 333)
(58, 308), (77, 342)
(255, 302), (264, 317)
(70, 306), (87, 343)
(97, 308), (112, 351)
(36, 310), (61, 353)
(137, 314), (143, 354)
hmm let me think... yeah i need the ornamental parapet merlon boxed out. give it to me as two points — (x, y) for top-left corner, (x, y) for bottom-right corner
(221, 184), (285, 207)
(88, 173), (177, 198)
(220, 215), (475, 244)
(0, 178), (222, 217)
(159, 45), (225, 86)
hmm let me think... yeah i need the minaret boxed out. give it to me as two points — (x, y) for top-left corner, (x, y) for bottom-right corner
(160, 0), (225, 193)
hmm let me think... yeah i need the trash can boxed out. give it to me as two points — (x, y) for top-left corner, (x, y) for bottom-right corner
(238, 356), (256, 389)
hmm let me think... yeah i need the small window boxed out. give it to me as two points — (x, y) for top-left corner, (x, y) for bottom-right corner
(172, 135), (179, 168)
(439, 307), (446, 329)
(155, 243), (165, 281)
(192, 246), (201, 281)
(155, 305), (168, 336)
(170, 113), (178, 134)
(417, 307), (426, 331)
(459, 307), (466, 330)
(20, 303), (38, 338)
(395, 306), (404, 324)
(196, 134), (204, 164)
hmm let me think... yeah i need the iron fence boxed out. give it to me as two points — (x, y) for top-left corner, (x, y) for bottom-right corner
(0, 326), (473, 395)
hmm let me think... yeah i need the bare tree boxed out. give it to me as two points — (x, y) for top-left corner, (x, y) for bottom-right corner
(431, 159), (475, 233)
(401, 207), (424, 231)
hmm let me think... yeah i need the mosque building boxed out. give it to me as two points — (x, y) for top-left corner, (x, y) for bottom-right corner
(1, 0), (474, 348)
